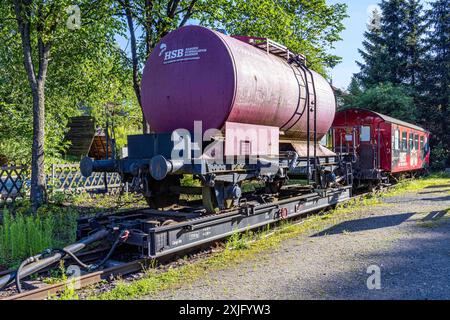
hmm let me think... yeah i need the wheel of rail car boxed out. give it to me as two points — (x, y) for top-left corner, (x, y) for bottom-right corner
(202, 186), (219, 213)
(145, 176), (180, 210)
(161, 219), (176, 226)
(202, 186), (235, 213)
(265, 180), (283, 194)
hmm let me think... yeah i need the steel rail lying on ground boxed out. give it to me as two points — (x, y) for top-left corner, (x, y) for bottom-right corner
(2, 260), (145, 300)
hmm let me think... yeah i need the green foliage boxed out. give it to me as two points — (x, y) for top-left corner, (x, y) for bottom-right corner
(39, 205), (78, 247)
(430, 143), (449, 170)
(342, 82), (416, 122)
(421, 0), (450, 166)
(205, 0), (348, 74)
(0, 204), (78, 268)
(0, 208), (53, 267)
(0, 1), (141, 163)
(180, 175), (201, 187)
(226, 230), (252, 251)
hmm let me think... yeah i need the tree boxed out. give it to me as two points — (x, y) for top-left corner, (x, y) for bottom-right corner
(423, 0), (450, 166)
(1, 0), (129, 211)
(116, 0), (202, 133)
(357, 1), (404, 87)
(357, 0), (426, 89)
(342, 83), (416, 122)
(403, 0), (427, 89)
(339, 77), (362, 110)
(12, 0), (54, 211)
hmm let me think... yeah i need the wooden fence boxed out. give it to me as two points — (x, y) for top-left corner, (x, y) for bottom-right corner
(0, 165), (29, 202)
(0, 163), (122, 203)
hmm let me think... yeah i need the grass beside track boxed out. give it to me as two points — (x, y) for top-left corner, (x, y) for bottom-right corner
(74, 173), (450, 300)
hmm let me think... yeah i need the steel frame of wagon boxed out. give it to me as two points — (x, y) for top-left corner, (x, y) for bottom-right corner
(107, 186), (352, 258)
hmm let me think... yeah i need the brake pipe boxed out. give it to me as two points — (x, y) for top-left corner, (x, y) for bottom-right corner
(0, 228), (110, 291)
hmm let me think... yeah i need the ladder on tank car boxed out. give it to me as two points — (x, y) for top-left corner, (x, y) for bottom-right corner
(284, 56), (318, 186)
(235, 35), (319, 186)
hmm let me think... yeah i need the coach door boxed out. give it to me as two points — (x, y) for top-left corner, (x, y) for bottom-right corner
(358, 125), (377, 170)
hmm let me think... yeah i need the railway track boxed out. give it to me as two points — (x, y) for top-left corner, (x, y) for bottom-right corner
(1, 184), (397, 300)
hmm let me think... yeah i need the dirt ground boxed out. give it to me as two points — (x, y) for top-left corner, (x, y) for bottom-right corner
(144, 183), (450, 300)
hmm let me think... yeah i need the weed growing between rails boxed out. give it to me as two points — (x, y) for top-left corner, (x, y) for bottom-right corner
(46, 261), (80, 300)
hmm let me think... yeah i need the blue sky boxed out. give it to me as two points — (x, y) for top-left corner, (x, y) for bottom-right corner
(326, 0), (383, 89)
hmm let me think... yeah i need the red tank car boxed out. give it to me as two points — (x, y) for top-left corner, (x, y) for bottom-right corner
(330, 108), (430, 184)
(141, 26), (336, 142)
(82, 26), (346, 211)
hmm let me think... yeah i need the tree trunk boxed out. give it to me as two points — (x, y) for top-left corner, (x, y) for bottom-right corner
(30, 81), (47, 211)
(122, 0), (150, 134)
(14, 0), (49, 212)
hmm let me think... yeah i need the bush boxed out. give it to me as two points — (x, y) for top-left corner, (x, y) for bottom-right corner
(0, 204), (78, 268)
(430, 142), (448, 170)
(341, 82), (417, 123)
(0, 209), (53, 267)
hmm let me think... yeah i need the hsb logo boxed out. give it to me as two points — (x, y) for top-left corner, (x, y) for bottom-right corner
(164, 49), (184, 61)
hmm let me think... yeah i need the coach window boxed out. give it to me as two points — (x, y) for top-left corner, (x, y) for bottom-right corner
(424, 137), (430, 153)
(360, 126), (371, 142)
(420, 136), (424, 154)
(414, 134), (419, 150)
(402, 131), (407, 151)
(394, 129), (400, 150)
(409, 133), (413, 151)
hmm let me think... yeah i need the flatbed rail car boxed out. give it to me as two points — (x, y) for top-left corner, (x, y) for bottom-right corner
(78, 186), (352, 258)
(330, 108), (430, 184)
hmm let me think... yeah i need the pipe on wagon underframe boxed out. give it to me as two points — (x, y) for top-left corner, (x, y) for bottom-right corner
(0, 228), (110, 291)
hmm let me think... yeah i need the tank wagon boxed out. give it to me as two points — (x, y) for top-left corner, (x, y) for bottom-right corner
(81, 26), (352, 212)
(330, 108), (430, 187)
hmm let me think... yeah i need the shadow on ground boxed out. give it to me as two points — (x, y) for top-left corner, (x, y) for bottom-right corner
(419, 189), (450, 195)
(422, 210), (448, 221)
(312, 213), (416, 237)
(420, 195), (450, 202)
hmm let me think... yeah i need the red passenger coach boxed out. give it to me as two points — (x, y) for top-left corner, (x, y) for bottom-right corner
(330, 108), (430, 184)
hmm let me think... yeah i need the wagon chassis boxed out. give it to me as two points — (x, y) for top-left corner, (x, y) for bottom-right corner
(77, 185), (352, 258)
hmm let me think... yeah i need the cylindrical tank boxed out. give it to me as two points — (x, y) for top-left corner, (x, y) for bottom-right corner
(141, 26), (336, 140)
